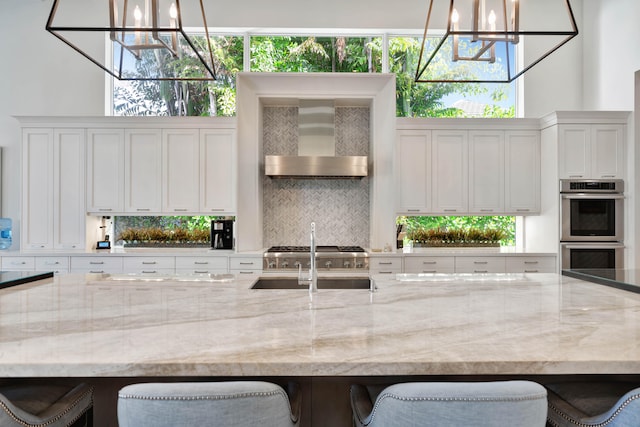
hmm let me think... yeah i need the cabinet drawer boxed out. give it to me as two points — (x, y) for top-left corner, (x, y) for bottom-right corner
(404, 256), (455, 273)
(175, 257), (228, 271)
(70, 256), (123, 273)
(36, 257), (69, 273)
(123, 257), (175, 271)
(370, 257), (402, 274)
(455, 257), (506, 273)
(229, 257), (262, 271)
(2, 257), (36, 271)
(506, 256), (556, 273)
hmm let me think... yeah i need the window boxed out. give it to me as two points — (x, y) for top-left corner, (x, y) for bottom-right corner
(111, 31), (516, 118)
(398, 216), (516, 247)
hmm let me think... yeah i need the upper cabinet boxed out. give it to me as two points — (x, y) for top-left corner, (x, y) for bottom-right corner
(558, 124), (624, 179)
(85, 121), (237, 215)
(396, 122), (540, 216)
(22, 128), (89, 251)
(543, 112), (628, 180)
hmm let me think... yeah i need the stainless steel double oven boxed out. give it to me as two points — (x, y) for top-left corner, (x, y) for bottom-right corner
(560, 179), (624, 269)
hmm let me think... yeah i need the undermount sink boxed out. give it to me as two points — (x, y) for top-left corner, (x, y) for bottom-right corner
(251, 277), (372, 290)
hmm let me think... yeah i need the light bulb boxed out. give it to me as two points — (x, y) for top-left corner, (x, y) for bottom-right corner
(451, 8), (460, 24)
(488, 10), (496, 26)
(133, 5), (143, 22)
(169, 3), (177, 19)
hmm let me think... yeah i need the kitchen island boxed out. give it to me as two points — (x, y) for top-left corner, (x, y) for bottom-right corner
(1, 272), (640, 426)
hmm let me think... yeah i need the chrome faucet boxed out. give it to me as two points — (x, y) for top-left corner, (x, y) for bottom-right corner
(299, 222), (318, 293)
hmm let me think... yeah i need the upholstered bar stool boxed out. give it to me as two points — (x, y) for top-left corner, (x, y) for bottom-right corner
(118, 381), (300, 427)
(546, 381), (640, 426)
(0, 382), (93, 427)
(350, 380), (547, 427)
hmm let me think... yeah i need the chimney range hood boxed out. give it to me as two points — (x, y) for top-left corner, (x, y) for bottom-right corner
(265, 100), (368, 178)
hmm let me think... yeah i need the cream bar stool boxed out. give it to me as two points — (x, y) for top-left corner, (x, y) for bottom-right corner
(0, 382), (93, 427)
(546, 381), (640, 426)
(350, 380), (547, 427)
(118, 381), (300, 427)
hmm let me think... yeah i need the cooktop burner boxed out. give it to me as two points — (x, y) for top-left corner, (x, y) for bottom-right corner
(267, 245), (365, 253)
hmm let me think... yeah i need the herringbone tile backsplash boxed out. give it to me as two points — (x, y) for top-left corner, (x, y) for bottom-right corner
(263, 106), (370, 247)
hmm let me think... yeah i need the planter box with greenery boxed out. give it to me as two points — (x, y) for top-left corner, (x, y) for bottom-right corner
(117, 227), (210, 248)
(406, 227), (507, 248)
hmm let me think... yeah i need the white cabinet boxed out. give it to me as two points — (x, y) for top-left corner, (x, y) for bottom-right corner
(229, 256), (262, 276)
(468, 131), (504, 214)
(396, 130), (431, 213)
(370, 257), (402, 275)
(455, 256), (506, 273)
(22, 128), (87, 250)
(505, 256), (556, 273)
(163, 129), (200, 213)
(175, 256), (228, 274)
(505, 131), (540, 214)
(432, 131), (468, 213)
(36, 257), (70, 274)
(201, 129), (236, 214)
(87, 129), (125, 213)
(125, 129), (162, 213)
(558, 124), (624, 179)
(2, 256), (35, 271)
(404, 256), (455, 273)
(123, 256), (175, 274)
(70, 256), (123, 273)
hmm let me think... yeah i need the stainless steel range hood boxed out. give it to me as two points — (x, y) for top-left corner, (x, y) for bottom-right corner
(265, 100), (368, 178)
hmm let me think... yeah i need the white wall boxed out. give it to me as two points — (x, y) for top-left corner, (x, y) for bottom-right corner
(2, 0), (637, 250)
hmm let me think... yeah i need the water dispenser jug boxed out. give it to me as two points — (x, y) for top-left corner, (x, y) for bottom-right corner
(0, 218), (12, 250)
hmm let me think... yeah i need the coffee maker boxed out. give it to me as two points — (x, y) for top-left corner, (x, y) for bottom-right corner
(211, 220), (234, 250)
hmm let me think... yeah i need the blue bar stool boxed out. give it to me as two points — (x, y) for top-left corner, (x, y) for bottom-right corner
(350, 381), (547, 427)
(118, 381), (300, 427)
(0, 382), (93, 427)
(546, 381), (640, 426)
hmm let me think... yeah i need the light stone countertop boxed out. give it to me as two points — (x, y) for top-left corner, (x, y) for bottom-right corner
(0, 272), (636, 378)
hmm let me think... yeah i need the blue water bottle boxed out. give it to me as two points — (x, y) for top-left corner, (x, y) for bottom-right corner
(0, 218), (12, 250)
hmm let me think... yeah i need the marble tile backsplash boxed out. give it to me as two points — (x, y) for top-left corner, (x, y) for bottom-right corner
(263, 106), (370, 247)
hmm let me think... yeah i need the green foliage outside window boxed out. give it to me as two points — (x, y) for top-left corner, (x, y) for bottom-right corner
(398, 216), (516, 246)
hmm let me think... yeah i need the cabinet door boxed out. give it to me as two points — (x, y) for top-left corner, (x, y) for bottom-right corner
(163, 129), (200, 213)
(200, 129), (236, 214)
(396, 130), (431, 213)
(432, 131), (468, 213)
(591, 125), (624, 178)
(125, 129), (162, 213)
(469, 131), (504, 214)
(87, 129), (125, 213)
(22, 128), (54, 249)
(53, 129), (86, 249)
(505, 131), (540, 214)
(558, 125), (590, 179)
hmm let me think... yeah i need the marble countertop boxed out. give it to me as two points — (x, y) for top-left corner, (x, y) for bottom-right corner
(0, 272), (638, 378)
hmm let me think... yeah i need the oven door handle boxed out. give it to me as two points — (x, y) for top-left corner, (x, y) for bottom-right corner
(561, 243), (625, 249)
(561, 193), (625, 200)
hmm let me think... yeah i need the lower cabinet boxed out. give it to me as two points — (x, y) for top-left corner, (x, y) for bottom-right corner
(505, 256), (556, 273)
(36, 257), (70, 274)
(229, 256), (262, 276)
(404, 257), (455, 274)
(123, 257), (175, 274)
(70, 256), (124, 274)
(175, 256), (228, 274)
(2, 256), (36, 271)
(370, 257), (402, 275)
(455, 257), (506, 273)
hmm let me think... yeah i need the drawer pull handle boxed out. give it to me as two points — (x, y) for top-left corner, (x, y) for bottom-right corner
(136, 208), (151, 212)
(45, 261), (60, 265)
(142, 270), (157, 274)
(378, 262), (393, 265)
(194, 271), (209, 274)
(523, 261), (539, 264)
(422, 270), (436, 273)
(423, 261), (437, 265)
(89, 261), (104, 265)
(98, 208), (113, 212)
(524, 270), (539, 273)
(407, 209), (421, 212)
(194, 261), (209, 265)
(473, 261), (488, 264)
(443, 209), (457, 212)
(379, 271), (393, 274)
(474, 270), (488, 273)
(210, 209), (224, 212)
(142, 261), (157, 265)
(516, 209), (531, 212)
(239, 271), (254, 274)
(239, 262), (254, 265)
(174, 209), (188, 212)
(480, 209), (493, 212)
(90, 270), (105, 273)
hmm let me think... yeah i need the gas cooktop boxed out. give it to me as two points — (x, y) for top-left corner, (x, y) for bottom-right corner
(267, 245), (365, 253)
